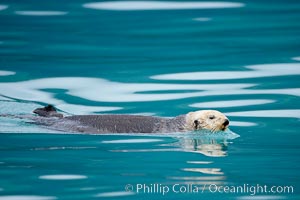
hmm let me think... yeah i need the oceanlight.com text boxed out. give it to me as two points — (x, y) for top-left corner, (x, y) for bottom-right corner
(124, 183), (294, 196)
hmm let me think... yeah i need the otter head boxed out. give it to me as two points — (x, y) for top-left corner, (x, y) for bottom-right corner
(186, 110), (229, 132)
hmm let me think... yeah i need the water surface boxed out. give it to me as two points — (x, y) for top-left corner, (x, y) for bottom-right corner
(0, 0), (299, 199)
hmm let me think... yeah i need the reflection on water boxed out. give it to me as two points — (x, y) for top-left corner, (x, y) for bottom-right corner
(193, 18), (212, 22)
(168, 175), (225, 181)
(182, 167), (223, 175)
(95, 191), (134, 197)
(187, 161), (212, 164)
(0, 196), (56, 200)
(39, 175), (87, 180)
(190, 99), (275, 108)
(83, 1), (245, 11)
(101, 138), (163, 143)
(0, 5), (8, 11)
(15, 11), (68, 16)
(0, 75), (254, 106)
(0, 70), (15, 76)
(226, 109), (300, 119)
(151, 63), (300, 80)
(108, 130), (238, 157)
(1, 62), (299, 116)
(111, 138), (228, 156)
(237, 196), (286, 200)
(172, 137), (229, 157)
(230, 121), (256, 127)
(185, 139), (227, 157)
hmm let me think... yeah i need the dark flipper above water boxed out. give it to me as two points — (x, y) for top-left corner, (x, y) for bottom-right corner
(33, 105), (63, 118)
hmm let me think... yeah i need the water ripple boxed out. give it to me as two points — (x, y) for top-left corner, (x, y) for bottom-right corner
(0, 70), (15, 76)
(0, 77), (254, 104)
(187, 161), (212, 164)
(102, 139), (162, 143)
(83, 1), (245, 11)
(190, 99), (275, 108)
(151, 63), (300, 80)
(15, 11), (68, 16)
(0, 5), (8, 11)
(39, 174), (87, 180)
(230, 121), (257, 127)
(226, 109), (300, 119)
(0, 196), (56, 200)
(237, 196), (287, 200)
(293, 56), (300, 61)
(193, 17), (212, 22)
(182, 168), (224, 175)
(168, 176), (225, 181)
(95, 191), (135, 197)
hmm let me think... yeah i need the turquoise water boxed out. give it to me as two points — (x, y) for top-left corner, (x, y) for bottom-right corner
(0, 0), (300, 199)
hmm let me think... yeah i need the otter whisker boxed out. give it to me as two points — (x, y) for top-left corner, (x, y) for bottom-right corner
(212, 127), (218, 133)
(200, 123), (209, 130)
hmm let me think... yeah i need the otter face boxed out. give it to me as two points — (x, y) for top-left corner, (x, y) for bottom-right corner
(186, 110), (229, 132)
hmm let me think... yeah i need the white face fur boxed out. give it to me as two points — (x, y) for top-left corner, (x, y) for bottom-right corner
(186, 110), (229, 132)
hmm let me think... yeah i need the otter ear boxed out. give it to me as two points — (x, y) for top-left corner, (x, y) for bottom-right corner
(193, 119), (204, 130)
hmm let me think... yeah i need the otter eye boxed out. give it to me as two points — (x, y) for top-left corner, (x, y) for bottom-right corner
(209, 115), (215, 120)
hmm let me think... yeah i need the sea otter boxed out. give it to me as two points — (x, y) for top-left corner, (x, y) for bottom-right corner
(31, 105), (229, 134)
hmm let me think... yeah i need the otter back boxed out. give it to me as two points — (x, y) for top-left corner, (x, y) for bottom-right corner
(65, 115), (164, 133)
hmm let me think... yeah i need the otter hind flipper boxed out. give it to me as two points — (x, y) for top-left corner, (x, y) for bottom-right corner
(33, 105), (63, 118)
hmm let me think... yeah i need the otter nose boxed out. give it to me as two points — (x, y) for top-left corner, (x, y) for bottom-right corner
(223, 119), (229, 126)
